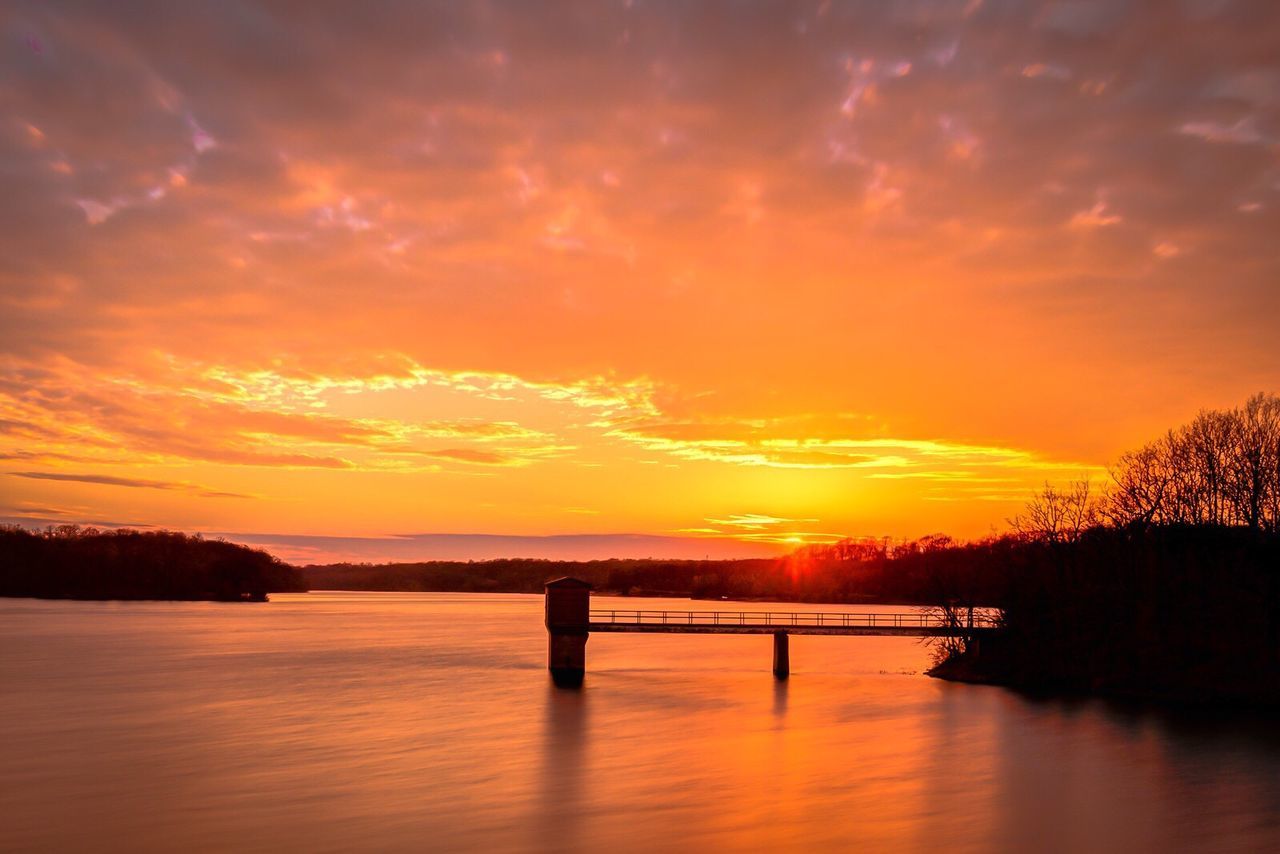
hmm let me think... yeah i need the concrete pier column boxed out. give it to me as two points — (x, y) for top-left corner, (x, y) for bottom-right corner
(545, 577), (592, 687)
(773, 631), (790, 680)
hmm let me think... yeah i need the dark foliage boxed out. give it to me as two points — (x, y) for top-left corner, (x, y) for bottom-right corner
(0, 525), (308, 601)
(951, 525), (1280, 706)
(1110, 392), (1280, 531)
(305, 558), (778, 598)
(301, 544), (1015, 605)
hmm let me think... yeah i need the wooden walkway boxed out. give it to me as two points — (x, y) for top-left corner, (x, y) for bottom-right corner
(587, 608), (998, 637)
(544, 577), (998, 686)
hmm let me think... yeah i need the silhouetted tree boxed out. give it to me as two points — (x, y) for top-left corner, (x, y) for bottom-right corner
(1107, 393), (1280, 531)
(1009, 478), (1101, 543)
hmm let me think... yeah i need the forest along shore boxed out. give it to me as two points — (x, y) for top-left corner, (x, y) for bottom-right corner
(0, 527), (306, 601)
(924, 526), (1279, 708)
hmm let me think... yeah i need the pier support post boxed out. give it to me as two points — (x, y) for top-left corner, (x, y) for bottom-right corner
(545, 577), (592, 687)
(773, 631), (790, 680)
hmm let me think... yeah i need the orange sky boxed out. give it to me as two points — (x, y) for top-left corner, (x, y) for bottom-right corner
(2, 2), (1278, 563)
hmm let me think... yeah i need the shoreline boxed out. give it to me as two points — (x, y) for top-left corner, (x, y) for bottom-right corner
(927, 651), (1280, 711)
(0, 592), (271, 603)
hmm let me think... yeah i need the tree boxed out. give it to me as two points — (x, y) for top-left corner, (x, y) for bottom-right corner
(1106, 393), (1280, 531)
(1009, 478), (1101, 543)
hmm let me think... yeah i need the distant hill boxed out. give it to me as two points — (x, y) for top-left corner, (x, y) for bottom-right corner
(0, 525), (307, 601)
(302, 557), (779, 598)
(299, 553), (970, 604)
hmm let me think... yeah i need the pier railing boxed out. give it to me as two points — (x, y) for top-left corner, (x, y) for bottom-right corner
(547, 577), (1001, 685)
(588, 609), (999, 629)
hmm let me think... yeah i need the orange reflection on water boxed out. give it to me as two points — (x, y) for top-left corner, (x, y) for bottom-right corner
(1, 593), (1277, 853)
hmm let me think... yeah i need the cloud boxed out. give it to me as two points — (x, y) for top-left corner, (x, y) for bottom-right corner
(8, 471), (250, 498)
(1178, 117), (1265, 144)
(706, 514), (820, 529)
(0, 515), (156, 529)
(1021, 63), (1072, 80)
(418, 448), (528, 466)
(695, 513), (844, 544)
(2, 1), (1278, 548)
(1, 501), (75, 517)
(1069, 196), (1122, 229)
(605, 415), (1086, 476)
(0, 356), (571, 473)
(217, 531), (786, 564)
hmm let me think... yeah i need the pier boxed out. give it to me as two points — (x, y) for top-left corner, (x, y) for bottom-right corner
(545, 577), (998, 686)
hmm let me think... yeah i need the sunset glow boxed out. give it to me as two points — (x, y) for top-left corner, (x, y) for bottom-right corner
(3, 2), (1278, 562)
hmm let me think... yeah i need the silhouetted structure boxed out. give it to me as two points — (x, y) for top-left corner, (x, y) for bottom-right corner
(545, 577), (592, 687)
(772, 631), (789, 679)
(545, 578), (995, 686)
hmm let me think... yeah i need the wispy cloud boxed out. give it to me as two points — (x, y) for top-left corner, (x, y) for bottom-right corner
(214, 531), (785, 564)
(1178, 117), (1265, 144)
(0, 357), (574, 474)
(9, 471), (251, 499)
(706, 514), (820, 529)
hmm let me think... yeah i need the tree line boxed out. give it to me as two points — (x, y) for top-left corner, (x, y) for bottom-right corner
(915, 393), (1280, 705)
(1109, 393), (1280, 531)
(0, 525), (307, 601)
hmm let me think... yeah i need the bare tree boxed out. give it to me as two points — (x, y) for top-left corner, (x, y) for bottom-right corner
(1108, 442), (1170, 527)
(1105, 393), (1280, 532)
(1010, 478), (1101, 543)
(1227, 393), (1280, 531)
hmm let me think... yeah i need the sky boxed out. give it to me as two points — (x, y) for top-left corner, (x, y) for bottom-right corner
(2, 1), (1278, 563)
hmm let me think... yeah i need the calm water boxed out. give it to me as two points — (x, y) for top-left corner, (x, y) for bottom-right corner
(1, 592), (1277, 853)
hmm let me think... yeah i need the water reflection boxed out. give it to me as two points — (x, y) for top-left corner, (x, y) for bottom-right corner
(537, 684), (590, 851)
(990, 692), (1280, 853)
(772, 677), (789, 721)
(0, 593), (1276, 853)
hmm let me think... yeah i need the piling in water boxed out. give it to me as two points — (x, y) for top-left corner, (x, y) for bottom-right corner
(773, 631), (790, 680)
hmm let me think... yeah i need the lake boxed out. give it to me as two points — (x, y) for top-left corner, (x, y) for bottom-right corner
(1, 592), (1277, 852)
